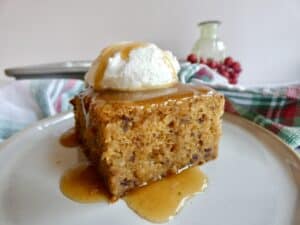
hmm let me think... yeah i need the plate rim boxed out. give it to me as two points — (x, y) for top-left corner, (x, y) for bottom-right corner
(0, 112), (299, 164)
(224, 113), (300, 162)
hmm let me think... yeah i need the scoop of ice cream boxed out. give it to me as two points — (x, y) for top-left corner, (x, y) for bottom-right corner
(85, 42), (180, 91)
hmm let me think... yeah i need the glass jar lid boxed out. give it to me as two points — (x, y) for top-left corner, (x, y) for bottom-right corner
(198, 20), (221, 26)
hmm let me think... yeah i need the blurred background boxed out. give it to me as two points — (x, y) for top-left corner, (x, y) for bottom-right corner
(0, 0), (299, 85)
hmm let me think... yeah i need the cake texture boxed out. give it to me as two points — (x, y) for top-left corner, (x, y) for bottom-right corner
(71, 83), (224, 199)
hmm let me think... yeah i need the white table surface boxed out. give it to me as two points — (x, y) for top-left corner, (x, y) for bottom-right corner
(0, 0), (299, 86)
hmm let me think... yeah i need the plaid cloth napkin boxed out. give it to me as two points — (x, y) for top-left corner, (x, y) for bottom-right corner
(0, 63), (299, 152)
(180, 63), (300, 151)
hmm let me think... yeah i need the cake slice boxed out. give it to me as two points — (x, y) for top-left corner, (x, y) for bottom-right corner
(72, 83), (224, 199)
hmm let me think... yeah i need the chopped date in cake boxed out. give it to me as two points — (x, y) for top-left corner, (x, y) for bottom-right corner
(121, 115), (133, 132)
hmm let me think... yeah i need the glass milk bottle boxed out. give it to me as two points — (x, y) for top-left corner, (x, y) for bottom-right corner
(192, 21), (226, 61)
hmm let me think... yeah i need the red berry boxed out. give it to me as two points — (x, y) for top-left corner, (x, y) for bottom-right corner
(187, 54), (198, 64)
(205, 58), (217, 69)
(217, 65), (226, 74)
(199, 57), (206, 64)
(229, 72), (238, 79)
(207, 61), (212, 68)
(220, 64), (227, 70)
(224, 57), (234, 67)
(221, 71), (230, 78)
(226, 67), (234, 73)
(232, 62), (242, 73)
(229, 78), (238, 84)
(210, 61), (218, 69)
(206, 58), (213, 64)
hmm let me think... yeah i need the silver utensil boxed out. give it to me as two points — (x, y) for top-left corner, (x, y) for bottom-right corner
(4, 60), (92, 80)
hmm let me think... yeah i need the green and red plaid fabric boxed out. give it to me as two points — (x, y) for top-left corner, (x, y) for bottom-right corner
(179, 63), (300, 151)
(220, 86), (300, 150)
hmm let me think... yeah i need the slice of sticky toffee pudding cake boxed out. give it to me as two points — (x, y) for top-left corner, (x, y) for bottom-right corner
(71, 42), (224, 199)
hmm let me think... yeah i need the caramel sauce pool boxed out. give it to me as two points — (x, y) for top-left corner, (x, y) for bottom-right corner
(124, 167), (207, 223)
(60, 164), (109, 203)
(60, 164), (207, 223)
(59, 128), (79, 147)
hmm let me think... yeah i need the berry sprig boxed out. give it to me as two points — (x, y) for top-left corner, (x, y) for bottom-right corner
(186, 54), (242, 84)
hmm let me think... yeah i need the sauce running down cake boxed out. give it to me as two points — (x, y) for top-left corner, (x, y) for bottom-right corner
(71, 42), (224, 199)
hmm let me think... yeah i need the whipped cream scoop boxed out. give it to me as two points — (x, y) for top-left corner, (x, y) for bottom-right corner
(85, 42), (180, 91)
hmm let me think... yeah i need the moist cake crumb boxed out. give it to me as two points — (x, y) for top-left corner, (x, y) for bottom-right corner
(71, 83), (224, 199)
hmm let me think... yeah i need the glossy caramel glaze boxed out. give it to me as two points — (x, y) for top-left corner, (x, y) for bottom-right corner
(124, 167), (207, 223)
(79, 83), (214, 106)
(60, 164), (207, 222)
(59, 128), (79, 147)
(90, 42), (147, 90)
(60, 164), (109, 203)
(78, 83), (215, 129)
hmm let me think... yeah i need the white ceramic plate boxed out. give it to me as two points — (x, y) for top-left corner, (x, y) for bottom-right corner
(0, 113), (299, 225)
